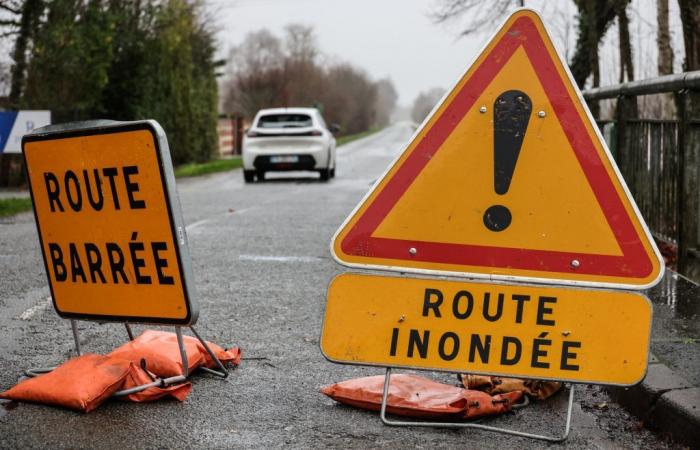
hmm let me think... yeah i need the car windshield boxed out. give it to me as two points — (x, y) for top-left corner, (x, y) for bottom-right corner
(257, 114), (313, 129)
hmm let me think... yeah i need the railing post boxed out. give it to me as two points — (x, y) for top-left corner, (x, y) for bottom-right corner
(676, 90), (700, 272)
(615, 95), (627, 173)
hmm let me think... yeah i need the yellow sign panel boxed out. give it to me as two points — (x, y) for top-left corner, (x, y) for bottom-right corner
(23, 121), (197, 324)
(321, 273), (652, 386)
(332, 9), (663, 289)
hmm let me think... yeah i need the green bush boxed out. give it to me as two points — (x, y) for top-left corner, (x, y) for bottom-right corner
(18, 0), (219, 165)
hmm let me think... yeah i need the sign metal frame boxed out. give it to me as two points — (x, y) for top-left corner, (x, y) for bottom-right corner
(320, 272), (586, 442)
(329, 7), (664, 291)
(23, 120), (198, 325)
(19, 120), (230, 396)
(377, 367), (575, 442)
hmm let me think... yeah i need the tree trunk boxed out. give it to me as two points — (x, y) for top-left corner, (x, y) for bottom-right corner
(657, 0), (675, 117)
(570, 0), (618, 89)
(587, 0), (601, 116)
(8, 0), (43, 107)
(678, 0), (700, 70)
(656, 0), (674, 75)
(617, 2), (634, 82)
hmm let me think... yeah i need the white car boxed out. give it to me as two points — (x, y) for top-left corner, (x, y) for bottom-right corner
(242, 107), (338, 182)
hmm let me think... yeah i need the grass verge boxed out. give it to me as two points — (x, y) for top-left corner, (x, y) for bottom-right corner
(0, 197), (33, 217)
(174, 157), (242, 178)
(336, 127), (382, 147)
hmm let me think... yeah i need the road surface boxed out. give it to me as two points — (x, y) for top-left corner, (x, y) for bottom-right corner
(0, 123), (677, 448)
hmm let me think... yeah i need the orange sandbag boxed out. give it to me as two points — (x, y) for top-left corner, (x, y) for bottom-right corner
(321, 374), (523, 420)
(118, 363), (192, 403)
(109, 330), (240, 377)
(108, 330), (205, 377)
(0, 354), (131, 413)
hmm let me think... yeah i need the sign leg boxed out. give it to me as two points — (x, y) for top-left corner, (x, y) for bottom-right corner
(175, 326), (189, 378)
(70, 320), (81, 356)
(189, 326), (229, 378)
(124, 323), (135, 341)
(378, 367), (573, 442)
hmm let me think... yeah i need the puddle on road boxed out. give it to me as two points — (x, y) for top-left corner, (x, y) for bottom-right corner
(647, 270), (700, 336)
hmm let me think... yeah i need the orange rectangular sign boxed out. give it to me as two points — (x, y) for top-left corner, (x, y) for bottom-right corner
(23, 121), (197, 324)
(321, 273), (652, 385)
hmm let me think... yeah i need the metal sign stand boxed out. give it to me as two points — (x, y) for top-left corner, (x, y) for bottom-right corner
(377, 368), (574, 443)
(22, 319), (229, 397)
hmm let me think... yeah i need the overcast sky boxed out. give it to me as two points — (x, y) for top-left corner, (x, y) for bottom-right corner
(210, 0), (684, 106)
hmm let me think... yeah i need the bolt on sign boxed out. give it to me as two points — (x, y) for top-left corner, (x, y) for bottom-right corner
(331, 9), (663, 289)
(23, 120), (197, 324)
(321, 273), (652, 386)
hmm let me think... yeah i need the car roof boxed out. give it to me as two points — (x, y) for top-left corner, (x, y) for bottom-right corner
(256, 107), (319, 116)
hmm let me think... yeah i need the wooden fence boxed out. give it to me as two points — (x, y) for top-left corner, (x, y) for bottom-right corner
(584, 73), (700, 273)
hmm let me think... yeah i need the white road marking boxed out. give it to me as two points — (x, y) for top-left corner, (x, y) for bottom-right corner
(185, 219), (211, 232)
(18, 297), (52, 320)
(186, 208), (252, 233)
(238, 254), (324, 263)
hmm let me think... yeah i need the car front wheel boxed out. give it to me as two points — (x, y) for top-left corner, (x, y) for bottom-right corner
(243, 170), (255, 183)
(319, 168), (330, 181)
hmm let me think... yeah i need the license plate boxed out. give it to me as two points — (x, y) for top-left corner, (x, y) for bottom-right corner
(270, 155), (299, 163)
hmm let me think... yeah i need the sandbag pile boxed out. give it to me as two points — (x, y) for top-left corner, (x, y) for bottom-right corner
(321, 374), (523, 420)
(460, 374), (562, 401)
(0, 330), (241, 413)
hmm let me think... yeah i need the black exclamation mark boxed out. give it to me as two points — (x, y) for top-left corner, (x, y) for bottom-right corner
(483, 90), (532, 232)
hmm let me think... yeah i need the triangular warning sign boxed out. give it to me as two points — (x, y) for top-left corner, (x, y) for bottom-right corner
(332, 9), (663, 289)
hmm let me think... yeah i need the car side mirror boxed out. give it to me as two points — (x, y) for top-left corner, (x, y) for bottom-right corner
(329, 124), (341, 134)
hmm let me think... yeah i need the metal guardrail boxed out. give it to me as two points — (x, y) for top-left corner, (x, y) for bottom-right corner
(583, 71), (700, 100)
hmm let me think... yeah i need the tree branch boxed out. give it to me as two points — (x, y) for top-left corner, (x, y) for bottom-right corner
(0, 1), (21, 15)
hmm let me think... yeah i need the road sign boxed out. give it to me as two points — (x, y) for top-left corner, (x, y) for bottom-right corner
(321, 273), (652, 386)
(0, 111), (51, 154)
(23, 120), (197, 325)
(331, 9), (663, 289)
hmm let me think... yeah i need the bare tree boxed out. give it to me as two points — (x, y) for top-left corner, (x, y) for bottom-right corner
(546, 1), (576, 62)
(322, 63), (377, 134)
(411, 87), (445, 124)
(222, 25), (380, 135)
(283, 24), (322, 107)
(230, 29), (283, 76)
(653, 0), (675, 117)
(431, 0), (518, 36)
(677, 0), (700, 71)
(656, 0), (673, 75)
(223, 29), (285, 116)
(617, 1), (634, 83)
(431, 0), (619, 91)
(285, 24), (317, 64)
(373, 78), (398, 128)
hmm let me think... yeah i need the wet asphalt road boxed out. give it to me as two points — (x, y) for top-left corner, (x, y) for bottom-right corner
(0, 123), (687, 448)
